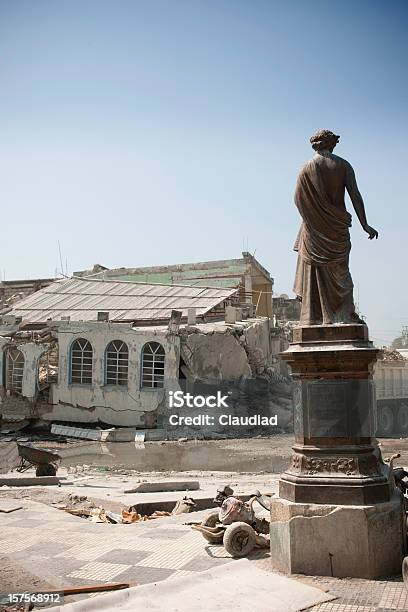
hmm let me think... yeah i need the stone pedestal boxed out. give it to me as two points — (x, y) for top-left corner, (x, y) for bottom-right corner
(270, 323), (406, 577)
(270, 493), (406, 579)
(279, 324), (389, 505)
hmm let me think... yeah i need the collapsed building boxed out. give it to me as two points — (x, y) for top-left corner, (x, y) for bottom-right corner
(272, 294), (301, 325)
(74, 251), (274, 318)
(0, 276), (292, 435)
(0, 277), (55, 311)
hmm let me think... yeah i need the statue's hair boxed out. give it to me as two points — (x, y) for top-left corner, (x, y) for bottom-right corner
(310, 129), (340, 151)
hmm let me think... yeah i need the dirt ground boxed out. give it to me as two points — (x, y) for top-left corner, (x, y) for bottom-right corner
(0, 558), (54, 612)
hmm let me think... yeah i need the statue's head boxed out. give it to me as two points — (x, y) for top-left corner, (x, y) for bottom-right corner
(310, 129), (340, 152)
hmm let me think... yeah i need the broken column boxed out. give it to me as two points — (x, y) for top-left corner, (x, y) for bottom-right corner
(270, 324), (406, 578)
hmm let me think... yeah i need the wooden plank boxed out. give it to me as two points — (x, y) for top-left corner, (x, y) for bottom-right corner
(61, 583), (131, 596)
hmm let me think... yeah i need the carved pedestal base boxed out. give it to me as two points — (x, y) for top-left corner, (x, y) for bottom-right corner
(270, 494), (406, 579)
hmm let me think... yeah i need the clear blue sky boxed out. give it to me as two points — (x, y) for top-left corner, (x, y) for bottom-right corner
(0, 0), (407, 345)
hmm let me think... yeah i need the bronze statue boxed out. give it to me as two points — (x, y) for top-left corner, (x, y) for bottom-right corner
(293, 129), (378, 325)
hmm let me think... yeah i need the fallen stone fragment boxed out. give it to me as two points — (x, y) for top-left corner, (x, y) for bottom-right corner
(0, 475), (60, 486)
(0, 500), (23, 513)
(105, 510), (123, 524)
(172, 497), (197, 515)
(124, 480), (200, 493)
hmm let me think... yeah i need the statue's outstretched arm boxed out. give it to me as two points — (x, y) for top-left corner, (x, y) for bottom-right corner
(345, 163), (378, 240)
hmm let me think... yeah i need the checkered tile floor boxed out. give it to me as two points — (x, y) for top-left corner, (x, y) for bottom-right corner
(306, 576), (408, 611)
(1, 501), (408, 611)
(0, 500), (233, 591)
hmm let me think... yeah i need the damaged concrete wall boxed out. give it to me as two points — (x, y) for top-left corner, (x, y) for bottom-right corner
(180, 318), (273, 380)
(181, 328), (252, 380)
(164, 318), (293, 437)
(0, 339), (50, 422)
(0, 340), (50, 398)
(18, 343), (50, 399)
(242, 319), (272, 375)
(47, 322), (180, 427)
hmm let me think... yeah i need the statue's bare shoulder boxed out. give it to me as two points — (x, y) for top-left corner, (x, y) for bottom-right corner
(299, 153), (357, 191)
(329, 153), (357, 177)
(316, 151), (352, 170)
(326, 152), (350, 166)
(299, 151), (351, 176)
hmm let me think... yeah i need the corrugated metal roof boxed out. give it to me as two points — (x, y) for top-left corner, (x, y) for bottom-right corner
(107, 275), (243, 289)
(10, 277), (237, 324)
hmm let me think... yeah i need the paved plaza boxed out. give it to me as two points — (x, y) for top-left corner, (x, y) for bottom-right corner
(1, 499), (407, 611)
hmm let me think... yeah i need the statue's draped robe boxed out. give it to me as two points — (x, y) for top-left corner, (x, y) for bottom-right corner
(293, 155), (355, 325)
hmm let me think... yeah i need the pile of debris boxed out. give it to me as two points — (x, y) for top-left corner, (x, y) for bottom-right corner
(380, 348), (407, 361)
(58, 493), (196, 524)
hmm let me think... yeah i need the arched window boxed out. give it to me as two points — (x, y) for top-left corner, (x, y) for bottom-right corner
(141, 342), (165, 388)
(70, 338), (93, 384)
(6, 348), (24, 393)
(105, 340), (129, 386)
